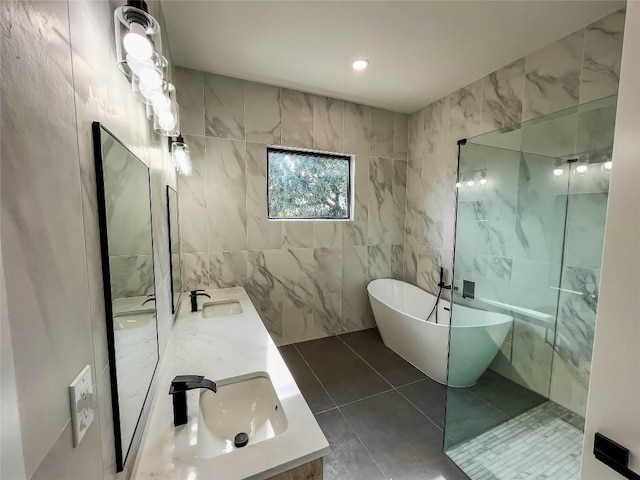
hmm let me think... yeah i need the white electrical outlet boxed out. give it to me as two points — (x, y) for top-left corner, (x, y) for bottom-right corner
(69, 365), (94, 447)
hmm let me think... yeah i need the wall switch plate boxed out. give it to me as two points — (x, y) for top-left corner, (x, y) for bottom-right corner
(69, 365), (94, 447)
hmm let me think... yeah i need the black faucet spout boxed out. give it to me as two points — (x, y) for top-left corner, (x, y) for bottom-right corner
(169, 375), (217, 426)
(190, 290), (211, 312)
(141, 294), (156, 306)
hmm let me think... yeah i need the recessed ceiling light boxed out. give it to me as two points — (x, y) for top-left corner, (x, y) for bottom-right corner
(352, 59), (369, 71)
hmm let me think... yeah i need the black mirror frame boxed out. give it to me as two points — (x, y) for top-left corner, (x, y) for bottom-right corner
(166, 184), (182, 315)
(92, 122), (160, 472)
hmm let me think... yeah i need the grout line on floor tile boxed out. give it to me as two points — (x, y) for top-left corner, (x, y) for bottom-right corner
(336, 407), (390, 480)
(335, 387), (395, 409)
(292, 343), (339, 409)
(395, 387), (445, 433)
(338, 332), (535, 433)
(337, 335), (449, 433)
(314, 406), (339, 416)
(396, 377), (429, 389)
(465, 388), (514, 421)
(293, 341), (390, 479)
(336, 335), (395, 389)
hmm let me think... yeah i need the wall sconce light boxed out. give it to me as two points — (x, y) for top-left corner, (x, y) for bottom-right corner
(603, 160), (613, 172)
(114, 1), (161, 77)
(115, 1), (181, 137)
(170, 136), (192, 176)
(154, 96), (180, 136)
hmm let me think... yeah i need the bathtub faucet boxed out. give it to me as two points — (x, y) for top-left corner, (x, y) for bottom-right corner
(438, 267), (452, 290)
(425, 267), (452, 324)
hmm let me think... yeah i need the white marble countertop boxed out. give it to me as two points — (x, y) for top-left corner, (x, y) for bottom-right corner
(131, 287), (329, 480)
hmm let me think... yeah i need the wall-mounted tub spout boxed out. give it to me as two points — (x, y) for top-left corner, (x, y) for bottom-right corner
(426, 267), (452, 324)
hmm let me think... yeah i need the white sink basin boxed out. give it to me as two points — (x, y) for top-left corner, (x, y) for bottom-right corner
(202, 300), (242, 318)
(113, 308), (155, 330)
(197, 373), (288, 459)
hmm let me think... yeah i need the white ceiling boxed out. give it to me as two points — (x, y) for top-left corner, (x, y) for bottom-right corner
(161, 0), (623, 113)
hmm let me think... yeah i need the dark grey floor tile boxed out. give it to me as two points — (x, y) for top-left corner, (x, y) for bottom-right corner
(278, 345), (335, 414)
(398, 378), (447, 429)
(341, 391), (468, 480)
(444, 387), (510, 447)
(470, 370), (546, 418)
(339, 328), (426, 387)
(296, 337), (391, 406)
(315, 409), (386, 480)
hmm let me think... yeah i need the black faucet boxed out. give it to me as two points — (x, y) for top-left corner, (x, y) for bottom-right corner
(437, 267), (453, 291)
(190, 289), (211, 312)
(141, 294), (156, 306)
(169, 375), (217, 426)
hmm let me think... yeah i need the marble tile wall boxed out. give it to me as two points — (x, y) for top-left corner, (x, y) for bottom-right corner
(405, 8), (625, 415)
(174, 67), (409, 344)
(1, 1), (177, 479)
(1, 5), (625, 479)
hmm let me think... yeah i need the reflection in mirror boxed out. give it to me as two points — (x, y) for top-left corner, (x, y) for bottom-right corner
(92, 123), (159, 471)
(167, 186), (182, 313)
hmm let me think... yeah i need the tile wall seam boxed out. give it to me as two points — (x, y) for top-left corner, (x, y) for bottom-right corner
(198, 70), (205, 137)
(35, 2), (106, 479)
(368, 104), (373, 157)
(278, 87), (283, 146)
(204, 135), (211, 287)
(312, 93), (316, 150)
(241, 81), (249, 259)
(520, 55), (530, 131)
(27, 419), (73, 480)
(575, 27), (588, 155)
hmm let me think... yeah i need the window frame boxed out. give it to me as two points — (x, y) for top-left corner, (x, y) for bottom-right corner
(266, 145), (355, 221)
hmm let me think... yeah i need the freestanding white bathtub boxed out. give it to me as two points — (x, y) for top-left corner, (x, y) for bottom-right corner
(367, 279), (513, 387)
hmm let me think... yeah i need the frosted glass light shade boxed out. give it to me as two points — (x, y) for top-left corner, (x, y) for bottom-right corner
(123, 22), (152, 62)
(153, 100), (179, 136)
(114, 3), (161, 77)
(172, 140), (192, 176)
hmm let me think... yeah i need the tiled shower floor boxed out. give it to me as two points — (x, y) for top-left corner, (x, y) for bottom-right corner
(447, 402), (585, 480)
(279, 328), (468, 480)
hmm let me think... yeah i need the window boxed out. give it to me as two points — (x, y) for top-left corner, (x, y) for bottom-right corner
(267, 147), (353, 220)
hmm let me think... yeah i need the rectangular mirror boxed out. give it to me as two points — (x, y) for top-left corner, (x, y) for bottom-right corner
(92, 122), (159, 472)
(166, 185), (182, 314)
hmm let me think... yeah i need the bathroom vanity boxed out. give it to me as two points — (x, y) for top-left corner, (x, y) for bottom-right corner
(131, 287), (329, 479)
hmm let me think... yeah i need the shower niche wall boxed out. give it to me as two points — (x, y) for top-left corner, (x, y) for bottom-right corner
(444, 95), (617, 480)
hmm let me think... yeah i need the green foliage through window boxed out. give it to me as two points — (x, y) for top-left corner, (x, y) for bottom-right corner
(267, 148), (352, 219)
